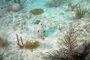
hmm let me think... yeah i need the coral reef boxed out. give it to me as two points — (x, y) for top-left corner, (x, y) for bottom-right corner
(16, 34), (24, 48)
(30, 9), (44, 15)
(16, 34), (40, 51)
(24, 41), (40, 51)
(0, 0), (90, 60)
(43, 26), (90, 60)
(75, 7), (86, 19)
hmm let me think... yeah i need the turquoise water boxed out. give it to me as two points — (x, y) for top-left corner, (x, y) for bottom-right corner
(0, 0), (90, 60)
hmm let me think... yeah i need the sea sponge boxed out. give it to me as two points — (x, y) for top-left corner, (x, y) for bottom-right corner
(30, 9), (44, 15)
(16, 34), (24, 48)
(12, 3), (21, 12)
(25, 41), (40, 51)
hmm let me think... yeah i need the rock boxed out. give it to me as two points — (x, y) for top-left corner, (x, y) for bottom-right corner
(12, 3), (21, 12)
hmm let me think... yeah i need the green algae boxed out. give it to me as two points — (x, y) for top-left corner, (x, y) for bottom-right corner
(30, 9), (44, 15)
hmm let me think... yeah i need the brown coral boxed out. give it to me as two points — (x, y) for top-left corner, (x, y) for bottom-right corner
(16, 34), (40, 51)
(24, 41), (40, 51)
(75, 7), (86, 19)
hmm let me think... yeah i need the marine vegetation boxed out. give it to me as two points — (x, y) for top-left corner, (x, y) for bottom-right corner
(68, 2), (78, 11)
(42, 26), (90, 60)
(16, 34), (24, 48)
(16, 34), (40, 51)
(0, 37), (8, 47)
(67, 2), (86, 19)
(30, 9), (44, 15)
(75, 7), (86, 19)
(24, 41), (40, 51)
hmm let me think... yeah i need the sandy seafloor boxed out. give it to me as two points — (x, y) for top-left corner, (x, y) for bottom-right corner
(0, 0), (90, 60)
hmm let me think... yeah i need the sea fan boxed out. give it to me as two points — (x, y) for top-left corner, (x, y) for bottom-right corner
(43, 26), (90, 60)
(71, 41), (90, 60)
(62, 26), (78, 53)
(61, 26), (90, 60)
(42, 50), (68, 60)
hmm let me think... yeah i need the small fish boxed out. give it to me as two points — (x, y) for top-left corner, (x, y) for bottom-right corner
(37, 21), (45, 40)
(37, 21), (42, 33)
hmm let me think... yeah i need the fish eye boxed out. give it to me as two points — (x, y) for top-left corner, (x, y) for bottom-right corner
(41, 24), (42, 25)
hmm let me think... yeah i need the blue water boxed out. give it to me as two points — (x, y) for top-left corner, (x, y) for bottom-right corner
(0, 0), (90, 60)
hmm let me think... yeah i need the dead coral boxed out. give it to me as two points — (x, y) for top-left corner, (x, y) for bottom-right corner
(24, 41), (40, 51)
(62, 26), (78, 53)
(0, 37), (7, 47)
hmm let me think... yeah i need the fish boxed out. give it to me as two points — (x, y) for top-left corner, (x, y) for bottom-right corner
(37, 20), (45, 40)
(37, 21), (42, 33)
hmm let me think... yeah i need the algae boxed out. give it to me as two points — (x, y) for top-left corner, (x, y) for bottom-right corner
(30, 9), (44, 15)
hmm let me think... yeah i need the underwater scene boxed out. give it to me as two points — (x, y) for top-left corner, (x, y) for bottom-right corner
(1, 0), (90, 60)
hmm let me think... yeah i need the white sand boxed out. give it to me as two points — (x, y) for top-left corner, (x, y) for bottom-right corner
(0, 0), (90, 60)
